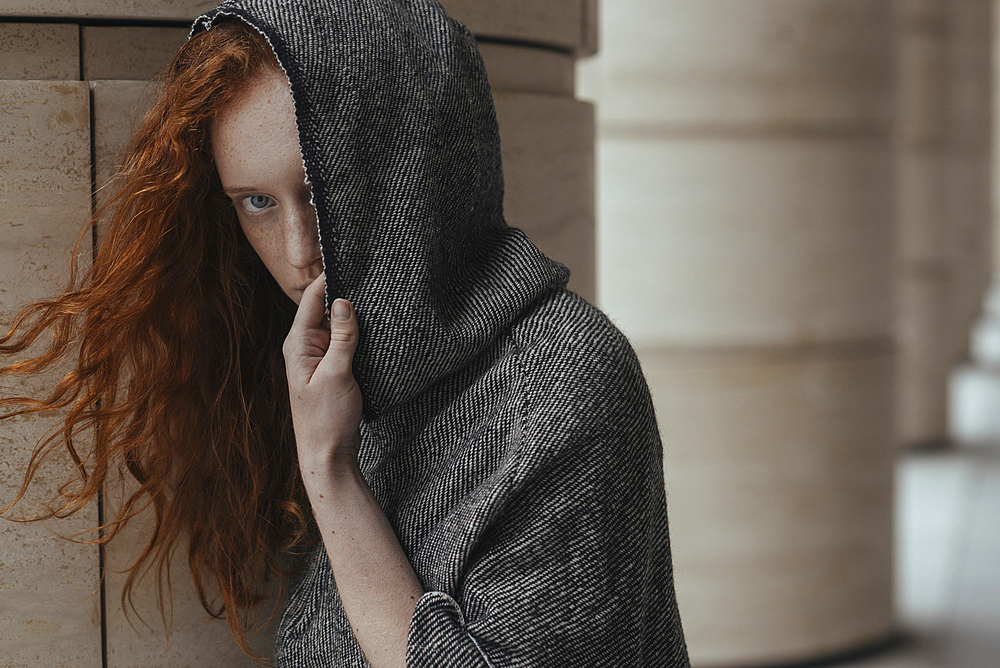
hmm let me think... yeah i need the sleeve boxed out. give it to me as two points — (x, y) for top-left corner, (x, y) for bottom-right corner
(404, 340), (690, 667)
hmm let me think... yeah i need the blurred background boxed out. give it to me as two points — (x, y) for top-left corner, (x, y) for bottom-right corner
(0, 0), (997, 666)
(579, 1), (998, 667)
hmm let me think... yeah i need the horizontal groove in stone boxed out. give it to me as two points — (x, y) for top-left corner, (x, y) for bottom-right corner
(599, 121), (892, 142)
(634, 335), (896, 365)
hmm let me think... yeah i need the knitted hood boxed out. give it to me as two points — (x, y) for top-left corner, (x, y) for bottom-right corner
(191, 0), (569, 420)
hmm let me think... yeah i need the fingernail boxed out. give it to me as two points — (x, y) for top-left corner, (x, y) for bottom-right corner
(333, 299), (350, 321)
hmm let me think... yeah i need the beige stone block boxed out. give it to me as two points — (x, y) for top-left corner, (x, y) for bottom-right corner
(642, 344), (896, 666)
(479, 42), (575, 96)
(82, 26), (189, 81)
(494, 93), (595, 304)
(597, 136), (893, 347)
(90, 80), (157, 196)
(895, 0), (947, 147)
(896, 273), (950, 445)
(944, 150), (991, 352)
(0, 415), (102, 668)
(0, 0), (215, 21)
(442, 0), (588, 53)
(0, 80), (92, 343)
(947, 0), (991, 153)
(896, 150), (947, 264)
(0, 23), (79, 80)
(579, 0), (892, 131)
(103, 476), (277, 666)
(0, 79), (101, 667)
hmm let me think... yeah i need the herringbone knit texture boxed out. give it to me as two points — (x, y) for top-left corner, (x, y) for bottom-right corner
(192, 1), (689, 665)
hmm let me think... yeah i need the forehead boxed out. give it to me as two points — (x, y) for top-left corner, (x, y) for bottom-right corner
(211, 69), (302, 174)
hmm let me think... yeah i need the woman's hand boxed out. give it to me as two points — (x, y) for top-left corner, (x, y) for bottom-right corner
(283, 274), (363, 473)
(283, 274), (423, 667)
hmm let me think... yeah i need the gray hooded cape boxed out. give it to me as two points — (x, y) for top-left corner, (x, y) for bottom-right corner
(191, 1), (689, 665)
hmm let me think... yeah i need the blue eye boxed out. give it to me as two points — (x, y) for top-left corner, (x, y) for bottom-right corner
(242, 195), (273, 213)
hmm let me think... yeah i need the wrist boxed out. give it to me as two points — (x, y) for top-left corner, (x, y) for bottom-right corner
(299, 447), (364, 493)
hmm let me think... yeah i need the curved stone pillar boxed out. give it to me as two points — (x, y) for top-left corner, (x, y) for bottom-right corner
(1, 1), (598, 665)
(896, 0), (949, 446)
(898, 0), (993, 447)
(948, 0), (1000, 443)
(581, 1), (896, 664)
(943, 0), (991, 357)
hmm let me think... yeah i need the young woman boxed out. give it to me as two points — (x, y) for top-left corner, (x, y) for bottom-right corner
(1, 0), (689, 665)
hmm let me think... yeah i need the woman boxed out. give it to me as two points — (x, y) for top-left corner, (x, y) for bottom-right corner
(0, 0), (688, 665)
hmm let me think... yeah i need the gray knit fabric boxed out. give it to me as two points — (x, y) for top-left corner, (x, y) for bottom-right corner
(191, 1), (689, 665)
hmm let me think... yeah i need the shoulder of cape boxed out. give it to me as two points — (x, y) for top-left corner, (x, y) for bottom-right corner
(508, 288), (653, 414)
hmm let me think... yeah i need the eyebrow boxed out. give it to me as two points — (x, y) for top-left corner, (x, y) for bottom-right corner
(222, 186), (261, 197)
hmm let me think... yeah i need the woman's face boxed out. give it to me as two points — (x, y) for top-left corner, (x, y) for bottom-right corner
(211, 69), (322, 305)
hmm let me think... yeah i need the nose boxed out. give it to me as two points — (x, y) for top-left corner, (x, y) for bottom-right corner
(284, 202), (321, 269)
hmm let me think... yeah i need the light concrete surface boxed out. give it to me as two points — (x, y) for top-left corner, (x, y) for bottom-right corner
(102, 475), (277, 667)
(578, 0), (893, 132)
(81, 26), (188, 81)
(897, 275), (951, 444)
(0, 414), (102, 668)
(0, 23), (78, 80)
(943, 0), (1000, 451)
(645, 345), (896, 667)
(90, 80), (156, 195)
(597, 136), (893, 347)
(583, 0), (896, 663)
(891, 0), (991, 447)
(0, 79), (101, 668)
(0, 79), (93, 378)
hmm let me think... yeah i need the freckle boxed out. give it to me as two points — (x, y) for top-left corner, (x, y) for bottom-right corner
(310, 471), (315, 475)
(319, 494), (324, 498)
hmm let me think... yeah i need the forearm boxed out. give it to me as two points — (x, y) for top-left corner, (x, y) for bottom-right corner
(303, 459), (424, 668)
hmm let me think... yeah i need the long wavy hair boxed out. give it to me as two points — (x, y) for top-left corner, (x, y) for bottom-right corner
(0, 20), (312, 659)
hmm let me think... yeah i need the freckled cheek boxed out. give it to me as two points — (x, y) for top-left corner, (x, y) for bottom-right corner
(241, 223), (291, 286)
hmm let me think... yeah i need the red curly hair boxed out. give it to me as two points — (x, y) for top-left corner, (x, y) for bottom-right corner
(0, 20), (312, 659)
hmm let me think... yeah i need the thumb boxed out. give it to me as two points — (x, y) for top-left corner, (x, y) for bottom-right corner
(326, 298), (359, 355)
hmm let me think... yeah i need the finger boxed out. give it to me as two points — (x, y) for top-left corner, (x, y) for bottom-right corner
(290, 274), (328, 333)
(317, 299), (359, 379)
(328, 299), (358, 349)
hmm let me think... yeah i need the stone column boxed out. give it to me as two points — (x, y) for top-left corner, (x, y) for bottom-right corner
(950, 0), (1000, 443)
(895, 0), (950, 447)
(581, 1), (897, 665)
(0, 1), (598, 665)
